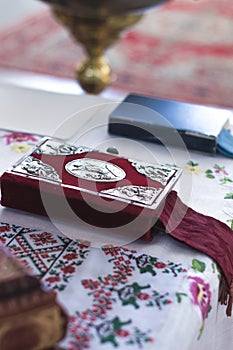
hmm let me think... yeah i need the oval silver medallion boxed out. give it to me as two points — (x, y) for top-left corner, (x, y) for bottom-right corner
(65, 158), (126, 182)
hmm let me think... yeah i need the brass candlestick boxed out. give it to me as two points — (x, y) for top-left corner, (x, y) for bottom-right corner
(41, 0), (171, 94)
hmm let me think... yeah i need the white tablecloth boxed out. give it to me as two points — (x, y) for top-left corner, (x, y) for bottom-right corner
(0, 82), (233, 350)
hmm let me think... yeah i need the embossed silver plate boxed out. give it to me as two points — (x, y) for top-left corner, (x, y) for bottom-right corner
(101, 186), (162, 206)
(129, 160), (176, 186)
(65, 158), (126, 182)
(34, 139), (92, 156)
(13, 156), (61, 182)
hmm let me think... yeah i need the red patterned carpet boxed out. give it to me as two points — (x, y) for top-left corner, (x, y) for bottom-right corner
(0, 0), (232, 107)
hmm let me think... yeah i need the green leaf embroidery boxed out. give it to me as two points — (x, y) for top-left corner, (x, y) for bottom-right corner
(220, 177), (233, 185)
(192, 259), (206, 272)
(214, 164), (225, 171)
(57, 284), (66, 291)
(211, 263), (216, 273)
(198, 321), (205, 340)
(205, 169), (215, 179)
(227, 219), (233, 230)
(188, 161), (199, 167)
(176, 292), (187, 303)
(99, 317), (131, 347)
(224, 193), (233, 199)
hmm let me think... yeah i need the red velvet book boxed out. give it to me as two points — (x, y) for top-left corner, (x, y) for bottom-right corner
(2, 139), (233, 316)
(0, 138), (182, 241)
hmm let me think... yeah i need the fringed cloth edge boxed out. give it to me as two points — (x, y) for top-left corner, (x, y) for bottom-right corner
(155, 191), (233, 317)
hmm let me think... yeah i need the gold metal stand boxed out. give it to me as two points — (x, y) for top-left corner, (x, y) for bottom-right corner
(53, 9), (142, 94)
(41, 0), (171, 94)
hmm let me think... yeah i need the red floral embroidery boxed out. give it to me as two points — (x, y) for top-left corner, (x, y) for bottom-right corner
(0, 225), (11, 233)
(0, 236), (6, 244)
(82, 279), (100, 290)
(11, 246), (21, 252)
(103, 246), (122, 256)
(63, 253), (79, 260)
(29, 232), (57, 246)
(154, 261), (167, 269)
(137, 292), (150, 300)
(116, 329), (130, 337)
(104, 246), (137, 257)
(61, 265), (76, 274)
(78, 242), (90, 250)
(45, 276), (61, 283)
(40, 253), (50, 258)
(42, 241), (90, 292)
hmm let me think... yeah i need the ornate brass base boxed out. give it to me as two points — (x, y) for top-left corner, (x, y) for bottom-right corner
(76, 56), (111, 94)
(53, 9), (142, 94)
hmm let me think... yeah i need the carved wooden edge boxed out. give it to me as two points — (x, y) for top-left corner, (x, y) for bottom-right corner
(0, 244), (68, 350)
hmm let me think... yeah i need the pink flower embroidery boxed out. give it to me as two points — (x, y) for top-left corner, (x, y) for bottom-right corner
(189, 276), (211, 320)
(214, 164), (228, 175)
(3, 132), (38, 145)
(215, 169), (228, 175)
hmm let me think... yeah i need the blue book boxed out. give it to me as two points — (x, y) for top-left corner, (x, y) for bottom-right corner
(109, 94), (232, 153)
